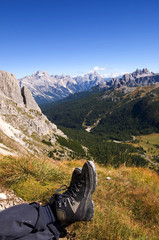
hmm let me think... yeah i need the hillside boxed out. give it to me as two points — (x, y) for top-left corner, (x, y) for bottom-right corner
(92, 85), (159, 139)
(43, 84), (159, 167)
(0, 155), (158, 240)
(44, 84), (159, 138)
(0, 71), (77, 159)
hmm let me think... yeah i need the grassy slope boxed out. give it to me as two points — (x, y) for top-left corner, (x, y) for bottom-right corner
(0, 155), (159, 240)
(135, 134), (159, 156)
(129, 133), (159, 164)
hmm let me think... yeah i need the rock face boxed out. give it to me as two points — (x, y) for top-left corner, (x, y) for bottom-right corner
(21, 86), (41, 112)
(0, 71), (42, 112)
(0, 70), (68, 157)
(109, 68), (155, 88)
(94, 69), (159, 92)
(120, 68), (155, 86)
(0, 71), (24, 105)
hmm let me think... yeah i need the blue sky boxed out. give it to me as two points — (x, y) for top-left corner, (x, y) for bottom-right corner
(0, 0), (159, 78)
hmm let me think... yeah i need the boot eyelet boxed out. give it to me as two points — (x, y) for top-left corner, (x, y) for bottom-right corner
(58, 202), (62, 207)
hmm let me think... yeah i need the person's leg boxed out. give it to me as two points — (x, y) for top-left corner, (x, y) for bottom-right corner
(16, 229), (56, 240)
(0, 202), (60, 240)
(0, 203), (38, 239)
(0, 167), (84, 240)
(0, 161), (97, 239)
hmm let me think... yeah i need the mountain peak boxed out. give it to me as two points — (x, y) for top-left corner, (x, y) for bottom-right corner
(85, 71), (102, 80)
(121, 68), (153, 83)
(142, 68), (150, 73)
(133, 68), (153, 77)
(34, 71), (50, 78)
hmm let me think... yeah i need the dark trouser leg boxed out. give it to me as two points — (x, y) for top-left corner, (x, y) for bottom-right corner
(0, 203), (60, 240)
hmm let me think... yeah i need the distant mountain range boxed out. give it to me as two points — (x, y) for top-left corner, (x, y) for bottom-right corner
(92, 68), (159, 92)
(19, 68), (159, 105)
(19, 71), (103, 104)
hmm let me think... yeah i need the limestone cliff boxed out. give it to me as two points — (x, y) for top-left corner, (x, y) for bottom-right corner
(0, 71), (24, 105)
(0, 70), (68, 158)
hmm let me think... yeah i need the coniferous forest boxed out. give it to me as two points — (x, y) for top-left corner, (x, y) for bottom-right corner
(43, 85), (159, 169)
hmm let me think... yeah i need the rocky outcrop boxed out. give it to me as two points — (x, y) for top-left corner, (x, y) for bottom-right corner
(120, 68), (154, 87)
(0, 70), (42, 112)
(0, 70), (68, 157)
(110, 68), (155, 88)
(93, 69), (159, 92)
(0, 71), (24, 105)
(21, 86), (41, 112)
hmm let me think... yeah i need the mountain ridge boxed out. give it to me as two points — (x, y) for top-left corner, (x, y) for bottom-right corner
(19, 68), (159, 105)
(19, 71), (103, 104)
(92, 68), (159, 92)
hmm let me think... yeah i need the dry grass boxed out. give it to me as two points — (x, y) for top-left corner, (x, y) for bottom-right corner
(0, 155), (159, 239)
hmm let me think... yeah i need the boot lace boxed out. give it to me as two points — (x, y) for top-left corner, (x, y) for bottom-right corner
(50, 179), (85, 207)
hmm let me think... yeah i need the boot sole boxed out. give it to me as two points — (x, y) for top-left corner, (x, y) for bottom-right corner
(87, 160), (97, 193)
(83, 200), (95, 221)
(73, 166), (95, 221)
(82, 161), (97, 221)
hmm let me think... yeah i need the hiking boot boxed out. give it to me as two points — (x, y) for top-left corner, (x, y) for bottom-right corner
(69, 167), (95, 221)
(51, 161), (97, 227)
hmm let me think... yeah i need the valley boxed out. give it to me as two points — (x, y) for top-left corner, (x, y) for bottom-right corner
(1, 69), (158, 168)
(43, 79), (159, 170)
(0, 69), (159, 239)
(1, 0), (159, 238)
